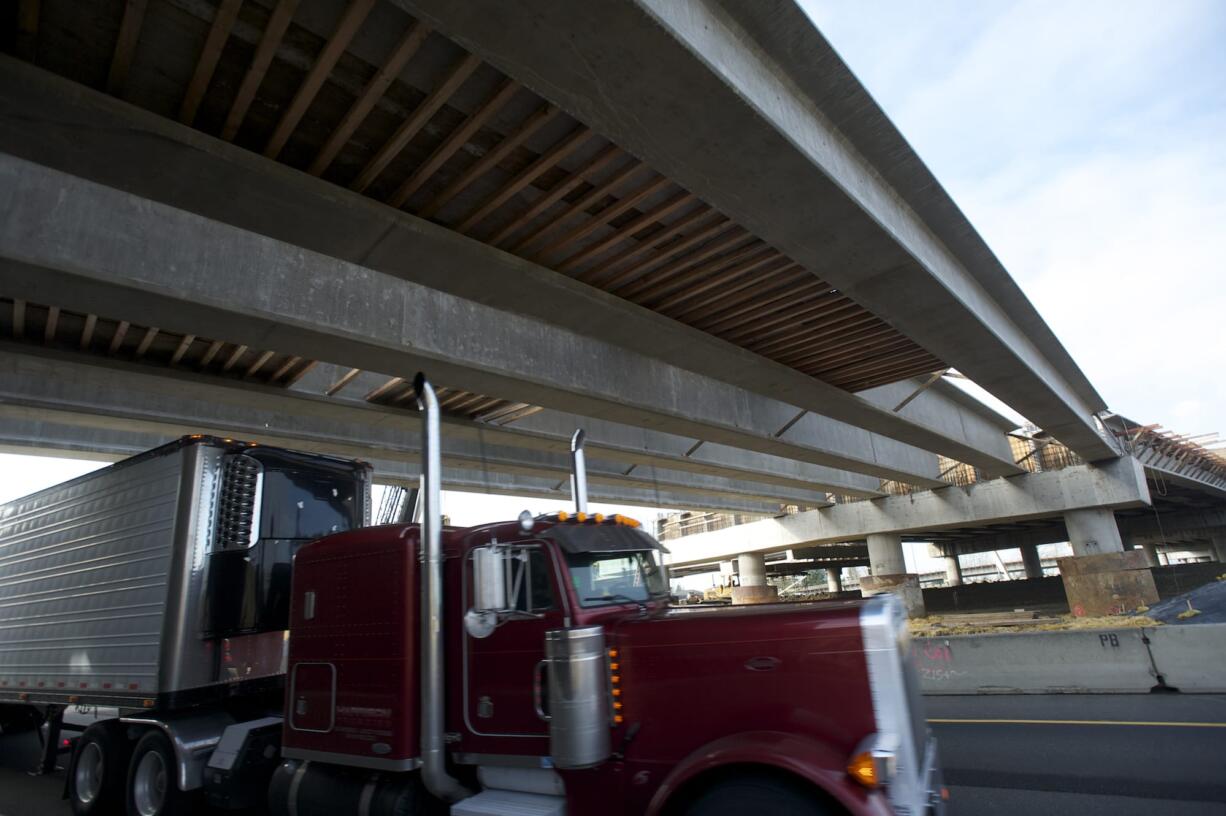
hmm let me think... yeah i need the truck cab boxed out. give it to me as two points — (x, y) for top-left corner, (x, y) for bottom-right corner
(278, 511), (943, 815)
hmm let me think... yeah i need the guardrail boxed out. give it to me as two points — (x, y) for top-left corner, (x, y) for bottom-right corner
(915, 623), (1226, 694)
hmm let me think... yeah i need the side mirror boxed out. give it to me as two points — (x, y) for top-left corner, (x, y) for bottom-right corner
(473, 546), (508, 612)
(466, 545), (509, 639)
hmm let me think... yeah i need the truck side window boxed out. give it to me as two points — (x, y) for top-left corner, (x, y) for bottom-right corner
(507, 548), (556, 613)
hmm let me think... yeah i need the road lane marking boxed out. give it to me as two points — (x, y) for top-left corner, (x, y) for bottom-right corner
(928, 718), (1226, 728)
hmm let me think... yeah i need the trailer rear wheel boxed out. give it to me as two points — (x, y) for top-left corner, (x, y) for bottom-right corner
(69, 725), (129, 816)
(126, 730), (193, 816)
(682, 772), (836, 815)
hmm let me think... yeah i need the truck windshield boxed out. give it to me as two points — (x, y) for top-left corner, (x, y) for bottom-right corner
(567, 550), (668, 608)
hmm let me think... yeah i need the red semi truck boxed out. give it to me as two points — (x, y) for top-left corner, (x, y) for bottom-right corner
(0, 375), (944, 815)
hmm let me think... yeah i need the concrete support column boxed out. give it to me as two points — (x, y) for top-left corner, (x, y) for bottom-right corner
(731, 552), (777, 604)
(866, 533), (907, 575)
(1212, 535), (1226, 564)
(826, 568), (843, 594)
(1064, 508), (1124, 556)
(1020, 544), (1044, 579)
(943, 554), (963, 586)
(1140, 542), (1160, 568)
(861, 533), (924, 618)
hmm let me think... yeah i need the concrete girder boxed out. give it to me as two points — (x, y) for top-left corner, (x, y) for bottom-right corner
(0, 347), (864, 500)
(0, 348), (829, 508)
(0, 55), (1027, 480)
(0, 416), (779, 515)
(390, 0), (1114, 461)
(926, 509), (1226, 558)
(0, 154), (961, 490)
(291, 362), (876, 499)
(664, 457), (1150, 568)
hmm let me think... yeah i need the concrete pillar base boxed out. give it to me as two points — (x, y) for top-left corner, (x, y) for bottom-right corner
(1057, 551), (1158, 616)
(731, 584), (779, 604)
(860, 573), (925, 618)
(826, 568), (843, 594)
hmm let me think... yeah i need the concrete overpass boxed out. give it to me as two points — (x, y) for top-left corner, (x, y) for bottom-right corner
(0, 0), (1159, 613)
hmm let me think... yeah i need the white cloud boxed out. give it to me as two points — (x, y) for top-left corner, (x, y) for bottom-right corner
(801, 0), (1226, 436)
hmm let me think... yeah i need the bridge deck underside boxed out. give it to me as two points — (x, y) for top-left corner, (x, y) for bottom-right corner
(13, 0), (942, 394)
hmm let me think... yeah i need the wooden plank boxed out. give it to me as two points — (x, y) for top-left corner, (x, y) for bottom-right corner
(264, 0), (377, 159)
(169, 334), (196, 365)
(725, 295), (857, 347)
(107, 0), (149, 96)
(416, 101), (559, 217)
(556, 191), (695, 274)
(350, 53), (481, 193)
(15, 0), (41, 62)
(308, 20), (431, 175)
(600, 220), (741, 292)
(42, 305), (59, 343)
(221, 343), (248, 371)
(387, 78), (520, 208)
(11, 299), (25, 339)
(199, 339), (224, 367)
(626, 243), (770, 307)
(365, 376), (404, 401)
(325, 367), (362, 395)
(179, 0), (243, 125)
(417, 102), (557, 217)
(530, 174), (671, 262)
(221, 0), (299, 142)
(675, 266), (814, 325)
(269, 354), (301, 381)
(282, 358), (317, 385)
(456, 127), (593, 234)
(133, 326), (159, 358)
(244, 349), (275, 377)
(485, 140), (616, 246)
(574, 205), (713, 284)
(79, 314), (97, 350)
(619, 236), (762, 301)
(510, 160), (647, 254)
(107, 320), (129, 354)
(652, 252), (787, 312)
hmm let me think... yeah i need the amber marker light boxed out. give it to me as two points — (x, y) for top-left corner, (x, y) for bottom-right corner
(608, 647), (625, 725)
(847, 751), (878, 788)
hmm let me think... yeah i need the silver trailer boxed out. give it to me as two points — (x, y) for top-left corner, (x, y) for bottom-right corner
(0, 436), (371, 814)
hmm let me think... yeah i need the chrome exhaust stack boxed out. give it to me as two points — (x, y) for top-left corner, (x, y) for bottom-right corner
(413, 373), (472, 804)
(570, 429), (588, 514)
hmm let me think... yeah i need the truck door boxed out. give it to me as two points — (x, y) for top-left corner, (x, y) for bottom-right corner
(464, 543), (566, 740)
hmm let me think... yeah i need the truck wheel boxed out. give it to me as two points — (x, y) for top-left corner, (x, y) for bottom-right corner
(69, 725), (129, 816)
(683, 773), (835, 815)
(126, 730), (193, 816)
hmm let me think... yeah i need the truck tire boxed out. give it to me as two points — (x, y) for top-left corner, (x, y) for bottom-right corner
(69, 725), (129, 816)
(682, 772), (835, 816)
(126, 730), (194, 816)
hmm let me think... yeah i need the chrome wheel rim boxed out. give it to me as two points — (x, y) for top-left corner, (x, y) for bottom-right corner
(74, 741), (104, 805)
(132, 750), (167, 816)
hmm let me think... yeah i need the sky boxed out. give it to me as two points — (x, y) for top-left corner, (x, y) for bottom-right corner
(801, 0), (1226, 441)
(3, 3), (1222, 578)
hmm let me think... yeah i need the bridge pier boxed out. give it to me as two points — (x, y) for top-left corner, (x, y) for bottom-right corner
(861, 533), (925, 618)
(731, 552), (777, 604)
(1020, 544), (1044, 579)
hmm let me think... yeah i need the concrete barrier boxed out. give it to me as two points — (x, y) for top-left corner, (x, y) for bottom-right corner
(1146, 624), (1226, 693)
(914, 628), (1158, 694)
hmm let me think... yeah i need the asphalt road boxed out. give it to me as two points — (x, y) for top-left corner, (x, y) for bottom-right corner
(2, 694), (1224, 815)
